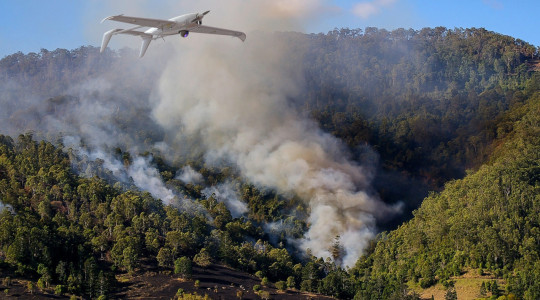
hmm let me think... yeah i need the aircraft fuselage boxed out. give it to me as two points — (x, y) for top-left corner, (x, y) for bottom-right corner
(145, 13), (199, 37)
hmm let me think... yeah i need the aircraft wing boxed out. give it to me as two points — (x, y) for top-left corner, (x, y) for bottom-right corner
(102, 15), (175, 29)
(116, 29), (153, 38)
(190, 25), (246, 41)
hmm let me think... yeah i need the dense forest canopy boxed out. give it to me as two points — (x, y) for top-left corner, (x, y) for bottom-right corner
(0, 26), (539, 299)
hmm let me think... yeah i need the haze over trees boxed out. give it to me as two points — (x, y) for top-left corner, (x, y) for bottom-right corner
(0, 26), (539, 299)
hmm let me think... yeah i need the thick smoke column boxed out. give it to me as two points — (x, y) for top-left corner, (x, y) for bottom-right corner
(152, 12), (399, 266)
(0, 0), (401, 267)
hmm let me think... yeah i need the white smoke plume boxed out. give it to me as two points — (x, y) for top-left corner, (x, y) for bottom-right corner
(176, 166), (204, 185)
(0, 202), (14, 214)
(128, 156), (175, 205)
(202, 182), (247, 218)
(64, 136), (177, 205)
(150, 1), (401, 266)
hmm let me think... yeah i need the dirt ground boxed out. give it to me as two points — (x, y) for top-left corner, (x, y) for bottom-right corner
(0, 264), (334, 300)
(0, 277), (68, 299)
(113, 264), (334, 300)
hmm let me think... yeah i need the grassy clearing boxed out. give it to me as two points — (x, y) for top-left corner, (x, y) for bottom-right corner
(408, 269), (507, 300)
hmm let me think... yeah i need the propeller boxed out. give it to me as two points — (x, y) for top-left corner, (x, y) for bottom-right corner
(192, 10), (210, 23)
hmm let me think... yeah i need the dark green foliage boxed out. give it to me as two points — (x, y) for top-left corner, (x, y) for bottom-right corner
(351, 93), (540, 299)
(444, 281), (457, 300)
(0, 134), (330, 297)
(480, 281), (487, 297)
(193, 248), (212, 267)
(1, 26), (540, 300)
(302, 27), (539, 191)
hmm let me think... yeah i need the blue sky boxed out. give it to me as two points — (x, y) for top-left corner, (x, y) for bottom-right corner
(1, 0), (539, 58)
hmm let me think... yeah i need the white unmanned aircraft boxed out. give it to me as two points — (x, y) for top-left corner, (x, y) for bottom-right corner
(100, 11), (246, 57)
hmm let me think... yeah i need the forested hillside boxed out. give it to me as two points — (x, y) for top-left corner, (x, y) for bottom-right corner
(0, 27), (539, 299)
(0, 134), (334, 298)
(351, 90), (540, 299)
(303, 27), (538, 184)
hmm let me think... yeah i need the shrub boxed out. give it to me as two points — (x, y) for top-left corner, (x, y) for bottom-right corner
(174, 257), (193, 279)
(2, 277), (11, 287)
(286, 276), (295, 289)
(54, 284), (65, 295)
(275, 281), (286, 291)
(193, 248), (212, 267)
(27, 282), (35, 294)
(37, 278), (46, 290)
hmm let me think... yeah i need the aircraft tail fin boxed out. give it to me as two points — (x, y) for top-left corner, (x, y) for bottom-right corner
(140, 37), (152, 58)
(101, 29), (122, 53)
(100, 28), (153, 57)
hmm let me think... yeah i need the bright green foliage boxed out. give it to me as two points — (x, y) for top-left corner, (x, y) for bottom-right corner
(286, 276), (296, 289)
(27, 281), (35, 294)
(174, 256), (193, 279)
(275, 280), (286, 291)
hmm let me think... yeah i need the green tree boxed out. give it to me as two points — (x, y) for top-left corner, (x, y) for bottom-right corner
(286, 276), (296, 289)
(479, 281), (487, 297)
(445, 281), (457, 300)
(157, 247), (173, 268)
(122, 246), (138, 273)
(193, 248), (212, 267)
(275, 280), (286, 291)
(27, 281), (35, 294)
(55, 284), (65, 295)
(174, 256), (192, 279)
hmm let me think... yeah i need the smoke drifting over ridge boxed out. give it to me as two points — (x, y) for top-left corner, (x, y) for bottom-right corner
(149, 0), (400, 266)
(0, 0), (402, 267)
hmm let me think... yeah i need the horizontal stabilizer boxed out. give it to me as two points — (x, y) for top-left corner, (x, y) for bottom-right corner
(101, 29), (122, 53)
(100, 28), (153, 56)
(140, 37), (152, 58)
